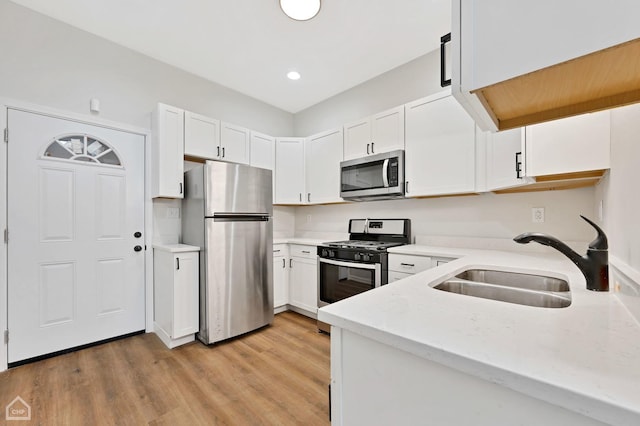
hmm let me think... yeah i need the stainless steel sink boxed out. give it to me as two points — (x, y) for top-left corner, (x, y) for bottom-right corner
(433, 269), (571, 308)
(454, 269), (570, 292)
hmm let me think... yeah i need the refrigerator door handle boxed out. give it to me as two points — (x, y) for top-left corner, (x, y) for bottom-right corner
(211, 213), (270, 222)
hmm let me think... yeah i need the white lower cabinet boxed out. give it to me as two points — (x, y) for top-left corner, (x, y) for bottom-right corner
(330, 327), (603, 425)
(288, 245), (318, 317)
(153, 244), (200, 349)
(273, 244), (289, 312)
(271, 243), (318, 318)
(388, 253), (456, 283)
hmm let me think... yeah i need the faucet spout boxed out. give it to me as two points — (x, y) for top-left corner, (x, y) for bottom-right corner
(513, 216), (609, 292)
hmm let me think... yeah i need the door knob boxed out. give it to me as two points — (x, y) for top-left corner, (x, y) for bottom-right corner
(134, 245), (142, 252)
(134, 232), (142, 238)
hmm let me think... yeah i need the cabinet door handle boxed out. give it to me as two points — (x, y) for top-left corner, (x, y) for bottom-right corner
(179, 183), (183, 194)
(371, 142), (375, 153)
(515, 151), (523, 178)
(176, 258), (180, 270)
(302, 250), (310, 254)
(307, 193), (311, 203)
(289, 259), (293, 268)
(222, 147), (225, 158)
(440, 32), (452, 87)
(299, 193), (302, 202)
(400, 263), (415, 267)
(282, 258), (286, 268)
(366, 143), (370, 155)
(217, 146), (220, 157)
(405, 181), (409, 194)
(273, 249), (281, 253)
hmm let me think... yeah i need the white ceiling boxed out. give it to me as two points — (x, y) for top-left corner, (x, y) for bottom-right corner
(10, 0), (451, 113)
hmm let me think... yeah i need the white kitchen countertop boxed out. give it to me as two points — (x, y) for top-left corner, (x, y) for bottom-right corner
(152, 243), (201, 253)
(273, 237), (331, 246)
(388, 244), (483, 258)
(318, 249), (640, 425)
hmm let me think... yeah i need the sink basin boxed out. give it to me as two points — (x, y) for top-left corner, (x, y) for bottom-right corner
(455, 269), (569, 292)
(432, 269), (571, 308)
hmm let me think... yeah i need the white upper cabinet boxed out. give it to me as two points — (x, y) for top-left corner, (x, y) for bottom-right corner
(343, 106), (405, 160)
(485, 128), (534, 191)
(452, 0), (640, 131)
(219, 122), (250, 165)
(524, 110), (611, 177)
(152, 103), (184, 198)
(404, 91), (477, 197)
(249, 131), (275, 171)
(305, 128), (343, 204)
(250, 131), (276, 197)
(275, 138), (305, 204)
(184, 111), (220, 159)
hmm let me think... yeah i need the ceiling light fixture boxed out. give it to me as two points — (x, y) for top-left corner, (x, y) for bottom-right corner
(287, 71), (301, 80)
(280, 0), (321, 21)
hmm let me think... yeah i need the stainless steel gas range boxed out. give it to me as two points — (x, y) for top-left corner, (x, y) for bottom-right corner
(317, 219), (411, 333)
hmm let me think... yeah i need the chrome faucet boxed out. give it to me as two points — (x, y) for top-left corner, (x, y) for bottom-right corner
(513, 215), (609, 292)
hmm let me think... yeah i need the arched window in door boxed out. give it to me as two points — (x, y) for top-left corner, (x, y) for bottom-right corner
(42, 134), (123, 167)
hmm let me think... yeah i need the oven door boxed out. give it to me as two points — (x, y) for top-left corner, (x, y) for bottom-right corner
(318, 258), (382, 307)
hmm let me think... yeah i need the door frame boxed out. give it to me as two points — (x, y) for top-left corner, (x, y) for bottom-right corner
(0, 98), (154, 372)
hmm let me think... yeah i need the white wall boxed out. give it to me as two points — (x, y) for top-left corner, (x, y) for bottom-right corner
(295, 189), (596, 244)
(596, 103), (640, 271)
(0, 0), (293, 136)
(0, 0), (298, 246)
(293, 50), (442, 136)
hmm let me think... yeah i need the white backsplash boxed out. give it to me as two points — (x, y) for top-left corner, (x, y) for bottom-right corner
(611, 257), (640, 326)
(152, 198), (181, 244)
(414, 235), (588, 254)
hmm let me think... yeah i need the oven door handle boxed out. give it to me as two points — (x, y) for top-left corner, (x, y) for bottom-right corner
(382, 158), (390, 188)
(319, 257), (378, 270)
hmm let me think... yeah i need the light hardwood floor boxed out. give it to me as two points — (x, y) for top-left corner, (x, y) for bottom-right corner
(0, 312), (330, 425)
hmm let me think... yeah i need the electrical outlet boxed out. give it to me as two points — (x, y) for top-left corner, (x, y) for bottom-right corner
(532, 207), (545, 223)
(167, 207), (180, 219)
(306, 214), (312, 223)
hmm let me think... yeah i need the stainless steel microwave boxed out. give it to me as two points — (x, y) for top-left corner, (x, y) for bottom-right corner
(340, 150), (405, 201)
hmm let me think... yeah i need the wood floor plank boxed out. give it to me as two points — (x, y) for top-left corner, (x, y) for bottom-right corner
(0, 311), (329, 425)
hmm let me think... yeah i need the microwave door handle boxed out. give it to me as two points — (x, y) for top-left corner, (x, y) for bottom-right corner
(382, 158), (390, 187)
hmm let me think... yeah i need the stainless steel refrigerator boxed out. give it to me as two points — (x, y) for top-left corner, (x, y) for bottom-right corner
(182, 161), (273, 344)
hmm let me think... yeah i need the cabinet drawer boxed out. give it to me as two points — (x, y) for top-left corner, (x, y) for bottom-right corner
(273, 244), (288, 257)
(389, 254), (432, 274)
(388, 271), (413, 283)
(289, 244), (316, 259)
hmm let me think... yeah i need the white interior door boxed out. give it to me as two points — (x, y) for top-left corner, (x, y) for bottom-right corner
(7, 109), (145, 364)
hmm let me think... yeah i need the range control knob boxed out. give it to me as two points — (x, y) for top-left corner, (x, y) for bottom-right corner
(321, 249), (328, 257)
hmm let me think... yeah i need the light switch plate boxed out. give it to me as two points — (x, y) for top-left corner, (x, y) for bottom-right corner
(532, 207), (545, 223)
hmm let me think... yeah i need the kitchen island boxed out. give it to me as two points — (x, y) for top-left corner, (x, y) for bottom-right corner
(318, 249), (640, 426)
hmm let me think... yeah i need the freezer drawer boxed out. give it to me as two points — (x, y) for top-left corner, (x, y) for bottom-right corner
(204, 161), (272, 216)
(199, 217), (274, 344)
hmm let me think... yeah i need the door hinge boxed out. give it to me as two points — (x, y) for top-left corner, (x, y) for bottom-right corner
(3, 128), (7, 143)
(3, 330), (8, 344)
(3, 229), (7, 244)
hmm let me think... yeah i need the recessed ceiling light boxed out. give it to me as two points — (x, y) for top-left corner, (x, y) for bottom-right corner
(287, 71), (301, 80)
(280, 0), (321, 21)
